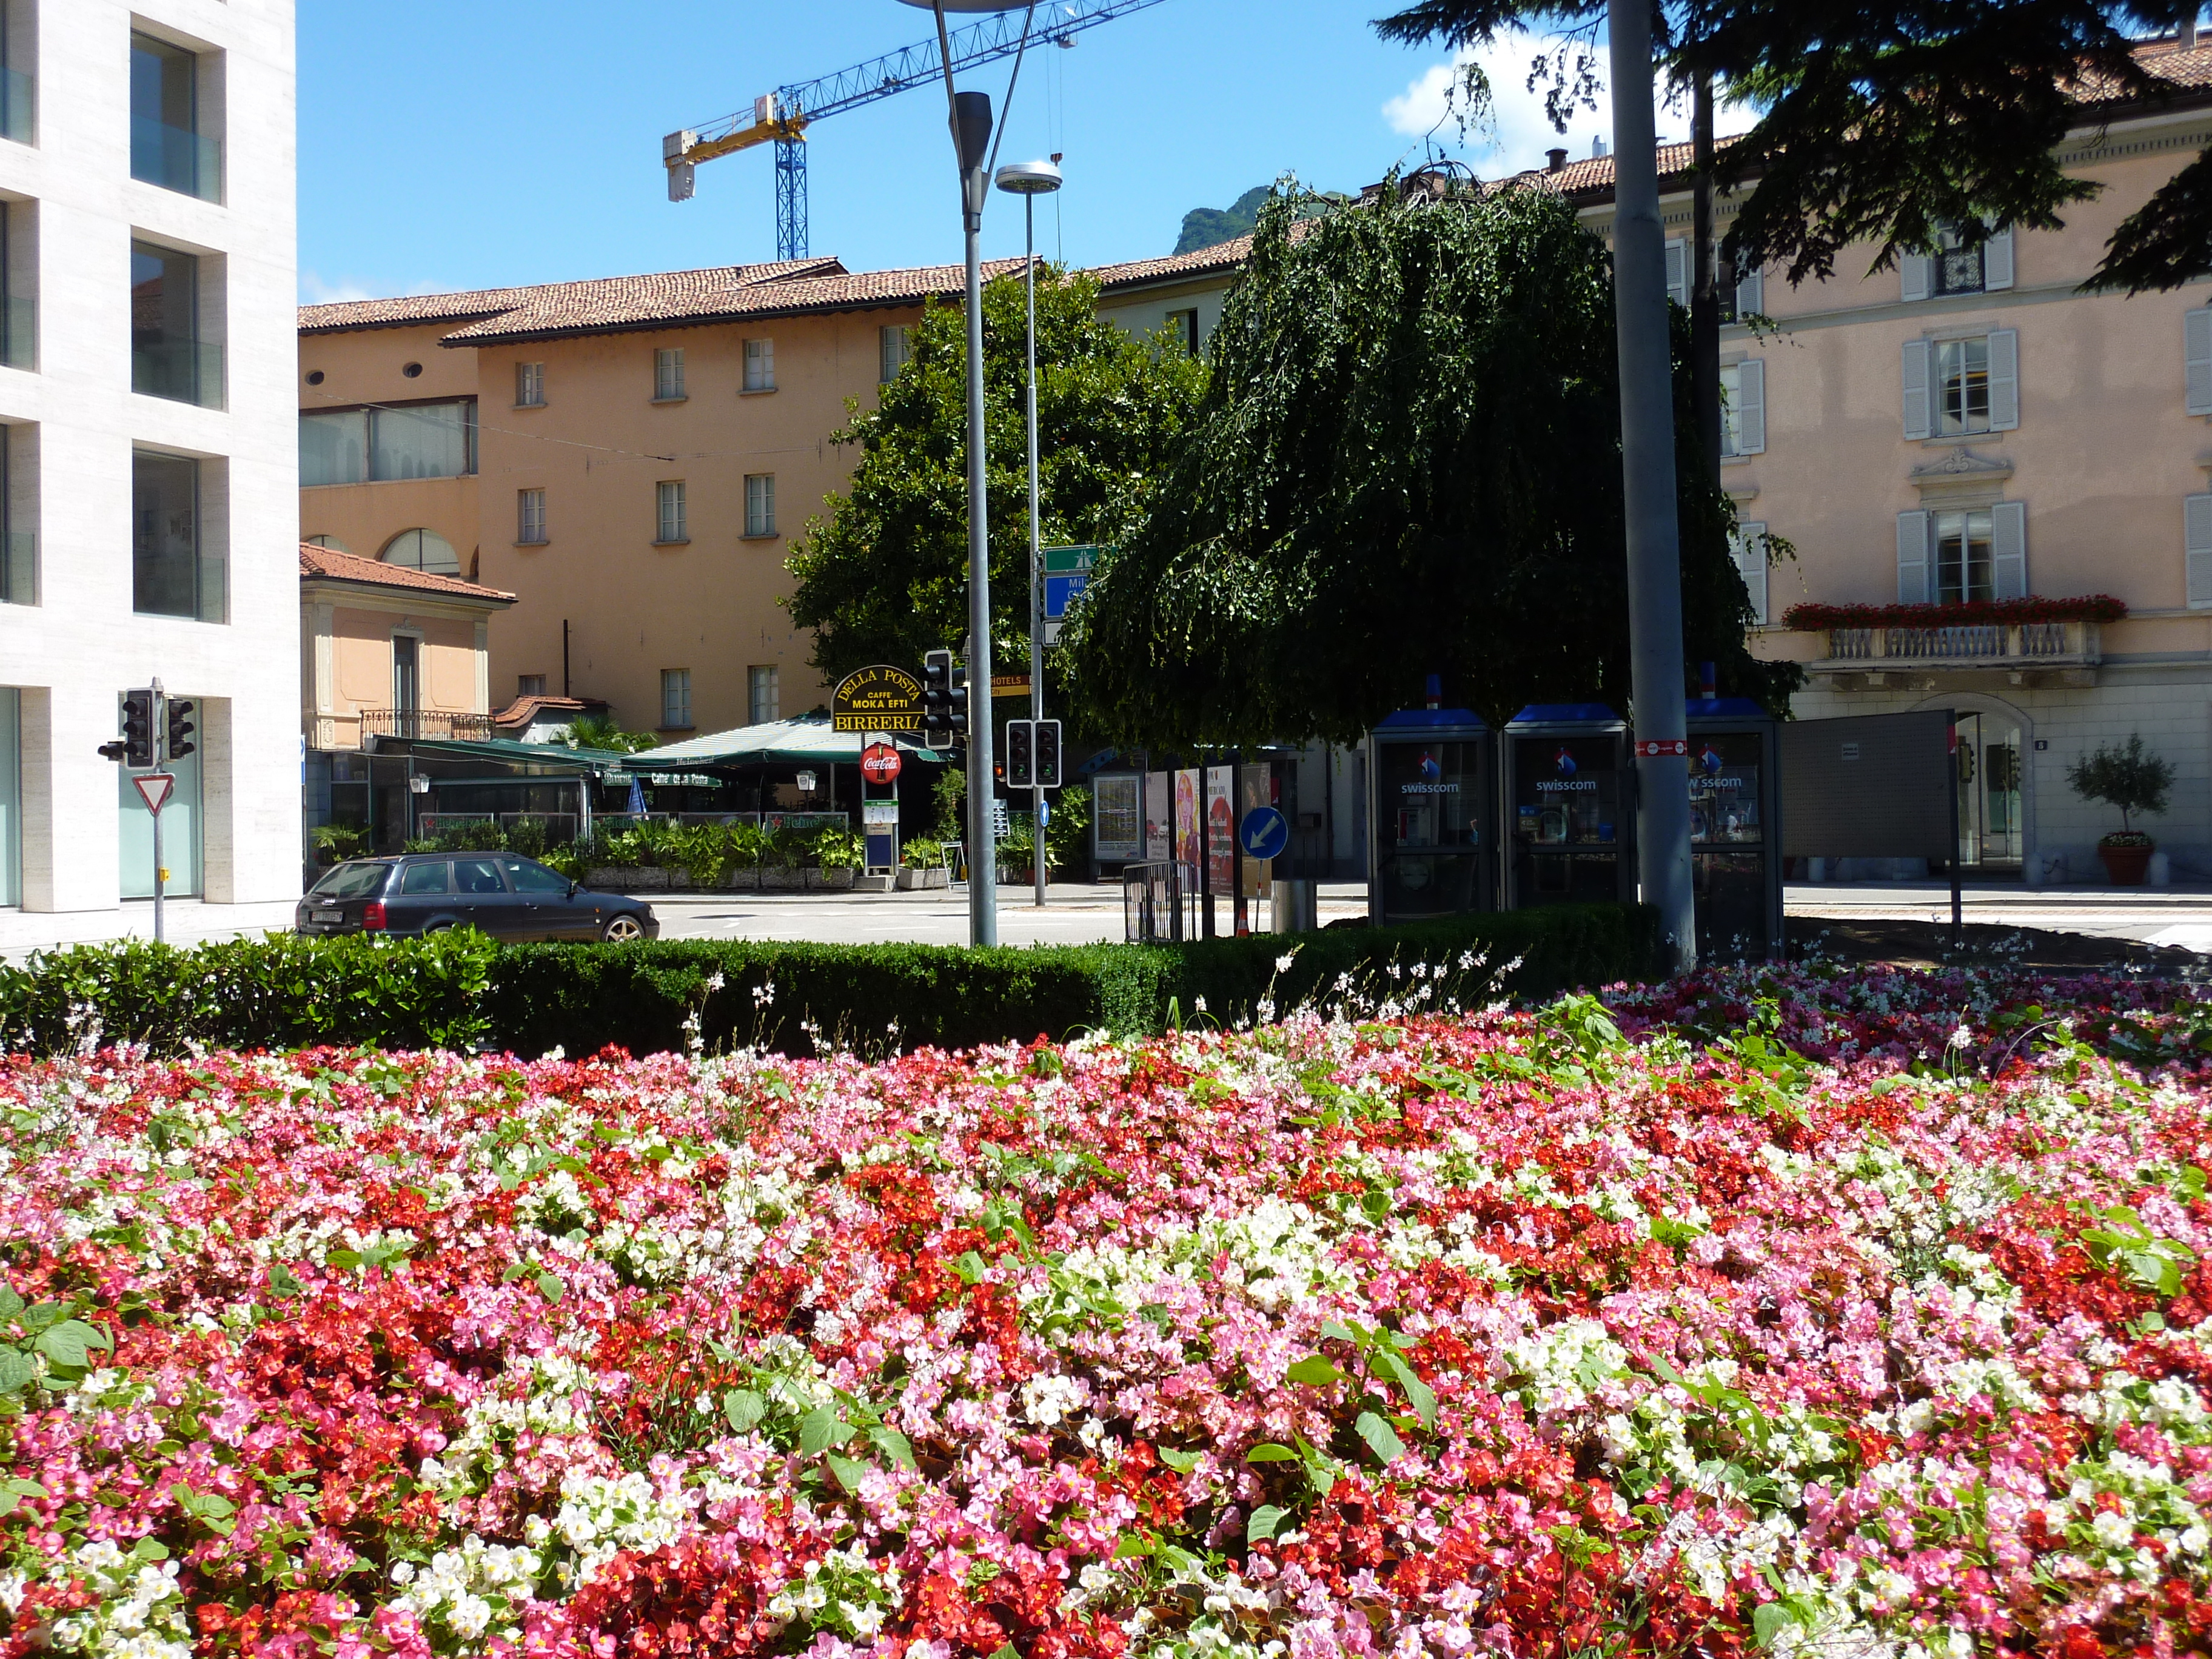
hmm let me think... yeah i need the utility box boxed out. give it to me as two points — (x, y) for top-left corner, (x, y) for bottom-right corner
(1683, 697), (1783, 960)
(1504, 704), (1634, 908)
(1366, 708), (1496, 923)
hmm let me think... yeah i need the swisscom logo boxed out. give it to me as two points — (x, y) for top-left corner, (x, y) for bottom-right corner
(1699, 745), (1724, 777)
(1535, 745), (1597, 794)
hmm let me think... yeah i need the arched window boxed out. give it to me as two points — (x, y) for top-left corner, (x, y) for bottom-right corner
(380, 528), (459, 575)
(304, 534), (347, 552)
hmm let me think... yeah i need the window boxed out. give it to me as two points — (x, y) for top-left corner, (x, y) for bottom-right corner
(1669, 240), (1766, 321)
(2186, 495), (2212, 609)
(1, 425), (30, 608)
(655, 480), (686, 543)
(1896, 502), (2026, 602)
(2188, 308), (2212, 417)
(748, 665), (780, 725)
(743, 337), (774, 392)
(745, 473), (776, 538)
(1, 201), (35, 370)
(502, 856), (571, 894)
(303, 534), (346, 551)
(300, 400), (478, 486)
(133, 449), (215, 620)
(517, 488), (546, 545)
(1664, 238), (1687, 307)
(1902, 332), (2017, 440)
(392, 635), (420, 714)
(131, 241), (220, 408)
(879, 325), (911, 384)
(517, 674), (547, 697)
(454, 857), (505, 896)
(1, 0), (35, 147)
(1731, 521), (1769, 625)
(400, 862), (451, 896)
(1901, 226), (2014, 301)
(380, 528), (460, 575)
(1720, 360), (1766, 457)
(515, 361), (544, 407)
(1166, 309), (1200, 354)
(654, 347), (686, 401)
(130, 31), (220, 201)
(661, 668), (692, 729)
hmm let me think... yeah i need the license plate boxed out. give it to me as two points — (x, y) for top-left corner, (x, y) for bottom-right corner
(312, 910), (343, 924)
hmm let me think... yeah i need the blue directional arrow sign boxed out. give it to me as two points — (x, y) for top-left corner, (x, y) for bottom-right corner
(1238, 806), (1290, 862)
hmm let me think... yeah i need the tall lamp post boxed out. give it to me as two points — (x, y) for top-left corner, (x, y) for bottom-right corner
(995, 157), (1061, 910)
(896, 0), (1036, 947)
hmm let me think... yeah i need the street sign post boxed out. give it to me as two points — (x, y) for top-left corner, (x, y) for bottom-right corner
(1238, 805), (1290, 863)
(133, 771), (176, 944)
(860, 743), (903, 786)
(1041, 545), (1097, 649)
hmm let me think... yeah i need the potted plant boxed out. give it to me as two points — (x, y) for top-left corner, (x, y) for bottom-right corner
(897, 837), (948, 890)
(809, 828), (863, 890)
(2066, 733), (2174, 885)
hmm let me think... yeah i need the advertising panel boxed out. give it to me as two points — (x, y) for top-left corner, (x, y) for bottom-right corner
(1206, 766), (1233, 895)
(1091, 774), (1144, 862)
(1145, 771), (1171, 862)
(1174, 770), (1200, 871)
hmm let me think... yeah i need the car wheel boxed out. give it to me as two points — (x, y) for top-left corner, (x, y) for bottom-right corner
(602, 914), (645, 943)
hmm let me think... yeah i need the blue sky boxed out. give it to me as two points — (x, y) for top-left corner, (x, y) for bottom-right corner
(298, 2), (1744, 304)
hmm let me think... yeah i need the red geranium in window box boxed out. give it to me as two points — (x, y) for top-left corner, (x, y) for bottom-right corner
(1779, 595), (2126, 630)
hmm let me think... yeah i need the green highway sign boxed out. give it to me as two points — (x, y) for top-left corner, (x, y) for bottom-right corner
(1043, 545), (1098, 575)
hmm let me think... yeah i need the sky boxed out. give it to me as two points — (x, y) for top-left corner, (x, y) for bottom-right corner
(297, 2), (1754, 306)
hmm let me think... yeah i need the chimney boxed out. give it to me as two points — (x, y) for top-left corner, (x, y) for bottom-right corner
(1592, 135), (1609, 159)
(1546, 147), (1568, 173)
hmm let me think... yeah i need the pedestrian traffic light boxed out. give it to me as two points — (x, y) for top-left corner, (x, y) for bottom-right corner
(1005, 719), (1034, 788)
(164, 699), (196, 762)
(1035, 719), (1063, 789)
(119, 689), (156, 769)
(921, 649), (956, 747)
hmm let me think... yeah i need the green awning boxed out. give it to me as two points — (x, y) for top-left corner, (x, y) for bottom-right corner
(644, 714), (949, 766)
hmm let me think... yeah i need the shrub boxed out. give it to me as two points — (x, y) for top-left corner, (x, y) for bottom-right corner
(900, 837), (947, 870)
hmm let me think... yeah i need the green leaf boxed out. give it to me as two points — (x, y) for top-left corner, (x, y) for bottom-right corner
(1286, 1353), (1342, 1387)
(1377, 1351), (1437, 1430)
(951, 1251), (990, 1285)
(825, 1452), (871, 1495)
(325, 1249), (363, 1270)
(723, 1389), (766, 1433)
(1355, 1410), (1404, 1464)
(0, 1287), (25, 1322)
(1752, 1602), (1795, 1649)
(1244, 1443), (1299, 1463)
(128, 1537), (167, 1563)
(868, 1426), (918, 1471)
(267, 1264), (303, 1298)
(1247, 1504), (1289, 1544)
(1156, 1447), (1202, 1473)
(800, 1405), (856, 1456)
(500, 1263), (532, 1283)
(34, 1320), (110, 1370)
(0, 1349), (36, 1395)
(534, 1273), (564, 1303)
(1318, 1320), (1356, 1344)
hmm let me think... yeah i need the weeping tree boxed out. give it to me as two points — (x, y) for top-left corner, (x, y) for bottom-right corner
(1062, 184), (1800, 748)
(784, 265), (1208, 689)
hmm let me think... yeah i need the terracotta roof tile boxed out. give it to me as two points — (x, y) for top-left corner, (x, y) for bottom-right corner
(297, 260), (846, 336)
(492, 694), (608, 728)
(1093, 235), (1258, 290)
(298, 543), (515, 603)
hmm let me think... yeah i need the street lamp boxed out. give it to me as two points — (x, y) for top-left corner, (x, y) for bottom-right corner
(894, 0), (1037, 947)
(996, 157), (1061, 910)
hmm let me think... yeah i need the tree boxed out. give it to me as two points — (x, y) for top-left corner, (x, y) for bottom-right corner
(1061, 185), (1798, 748)
(2066, 732), (2174, 837)
(1372, 1), (2209, 293)
(783, 266), (1208, 690)
(561, 714), (658, 754)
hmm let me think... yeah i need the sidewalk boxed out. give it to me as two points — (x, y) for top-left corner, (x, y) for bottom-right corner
(1786, 881), (2212, 954)
(0, 899), (301, 963)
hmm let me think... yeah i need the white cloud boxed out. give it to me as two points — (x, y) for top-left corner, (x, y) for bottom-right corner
(1382, 30), (1755, 178)
(298, 270), (378, 305)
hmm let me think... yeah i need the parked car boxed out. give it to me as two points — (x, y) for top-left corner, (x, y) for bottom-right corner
(297, 853), (659, 943)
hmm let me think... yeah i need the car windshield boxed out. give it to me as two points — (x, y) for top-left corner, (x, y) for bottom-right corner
(310, 861), (391, 899)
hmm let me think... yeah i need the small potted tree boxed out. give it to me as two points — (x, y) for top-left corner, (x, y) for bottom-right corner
(2066, 733), (2174, 885)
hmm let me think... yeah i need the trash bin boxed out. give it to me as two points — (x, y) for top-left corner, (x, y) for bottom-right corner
(1366, 706), (1497, 923)
(1683, 696), (1783, 961)
(1503, 704), (1634, 908)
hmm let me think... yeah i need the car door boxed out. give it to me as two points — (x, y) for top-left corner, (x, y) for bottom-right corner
(448, 855), (525, 938)
(392, 857), (456, 934)
(498, 855), (596, 940)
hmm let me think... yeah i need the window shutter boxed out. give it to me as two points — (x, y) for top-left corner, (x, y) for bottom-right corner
(1983, 227), (2015, 291)
(2187, 308), (2212, 415)
(1734, 260), (1764, 318)
(1900, 253), (1934, 303)
(1734, 358), (1766, 455)
(1987, 328), (2020, 431)
(2187, 494), (2212, 607)
(1897, 511), (1931, 602)
(1991, 500), (2028, 599)
(1732, 521), (1769, 624)
(1901, 339), (1933, 440)
(1665, 238), (1688, 307)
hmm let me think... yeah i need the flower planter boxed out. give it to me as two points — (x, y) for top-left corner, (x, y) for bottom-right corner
(664, 870), (695, 891)
(722, 867), (762, 891)
(896, 867), (950, 890)
(809, 867), (857, 891)
(851, 872), (896, 894)
(585, 867), (637, 890)
(760, 865), (805, 890)
(2099, 840), (2154, 885)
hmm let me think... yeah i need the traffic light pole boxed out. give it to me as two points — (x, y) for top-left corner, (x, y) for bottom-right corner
(1024, 192), (1048, 911)
(150, 678), (166, 945)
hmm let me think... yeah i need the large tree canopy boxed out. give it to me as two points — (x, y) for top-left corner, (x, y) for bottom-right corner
(1061, 186), (1797, 749)
(1373, 1), (2209, 292)
(783, 267), (1206, 689)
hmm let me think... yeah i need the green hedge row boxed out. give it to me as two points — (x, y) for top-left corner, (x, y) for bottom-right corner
(0, 905), (1654, 1059)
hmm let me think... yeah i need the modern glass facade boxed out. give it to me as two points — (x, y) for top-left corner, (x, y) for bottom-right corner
(0, 686), (18, 907)
(117, 703), (201, 899)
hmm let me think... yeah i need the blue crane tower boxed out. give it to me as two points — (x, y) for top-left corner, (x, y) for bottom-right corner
(663, 0), (1170, 261)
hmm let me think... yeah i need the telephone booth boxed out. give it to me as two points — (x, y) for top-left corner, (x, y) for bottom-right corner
(1366, 708), (1496, 923)
(1504, 705), (1635, 908)
(1683, 697), (1783, 960)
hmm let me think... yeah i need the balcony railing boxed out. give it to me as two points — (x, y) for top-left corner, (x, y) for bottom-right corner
(1814, 619), (2101, 677)
(1, 66), (32, 146)
(360, 709), (497, 742)
(130, 115), (221, 201)
(132, 337), (223, 407)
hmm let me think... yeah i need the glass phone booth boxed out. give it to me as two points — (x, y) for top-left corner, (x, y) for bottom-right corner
(1683, 697), (1783, 960)
(1366, 709), (1496, 923)
(1504, 705), (1634, 908)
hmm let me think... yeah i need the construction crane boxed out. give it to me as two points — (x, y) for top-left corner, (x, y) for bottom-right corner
(663, 0), (1170, 261)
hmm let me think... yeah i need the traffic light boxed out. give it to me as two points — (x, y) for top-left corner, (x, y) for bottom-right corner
(947, 659), (970, 742)
(1035, 719), (1063, 789)
(119, 689), (156, 769)
(164, 699), (196, 763)
(1005, 719), (1034, 788)
(921, 649), (956, 748)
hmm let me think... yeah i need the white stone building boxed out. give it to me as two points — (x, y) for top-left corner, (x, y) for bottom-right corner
(0, 0), (300, 914)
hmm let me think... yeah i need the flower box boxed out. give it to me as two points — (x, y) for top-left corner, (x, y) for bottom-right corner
(721, 867), (762, 890)
(760, 865), (805, 890)
(896, 866), (950, 890)
(808, 867), (857, 891)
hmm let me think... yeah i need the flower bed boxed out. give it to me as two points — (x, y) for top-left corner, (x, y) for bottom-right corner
(1778, 596), (2127, 631)
(1, 964), (2210, 1658)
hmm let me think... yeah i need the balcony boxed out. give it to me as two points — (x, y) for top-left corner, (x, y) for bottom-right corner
(360, 709), (496, 743)
(132, 337), (222, 408)
(130, 115), (221, 202)
(1809, 618), (2101, 687)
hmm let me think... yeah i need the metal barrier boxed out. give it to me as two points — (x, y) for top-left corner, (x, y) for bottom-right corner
(1123, 861), (1200, 942)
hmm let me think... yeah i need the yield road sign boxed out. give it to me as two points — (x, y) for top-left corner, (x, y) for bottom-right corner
(132, 772), (175, 816)
(1238, 805), (1289, 862)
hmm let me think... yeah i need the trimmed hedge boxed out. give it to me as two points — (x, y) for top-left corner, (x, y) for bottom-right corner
(0, 904), (1654, 1059)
